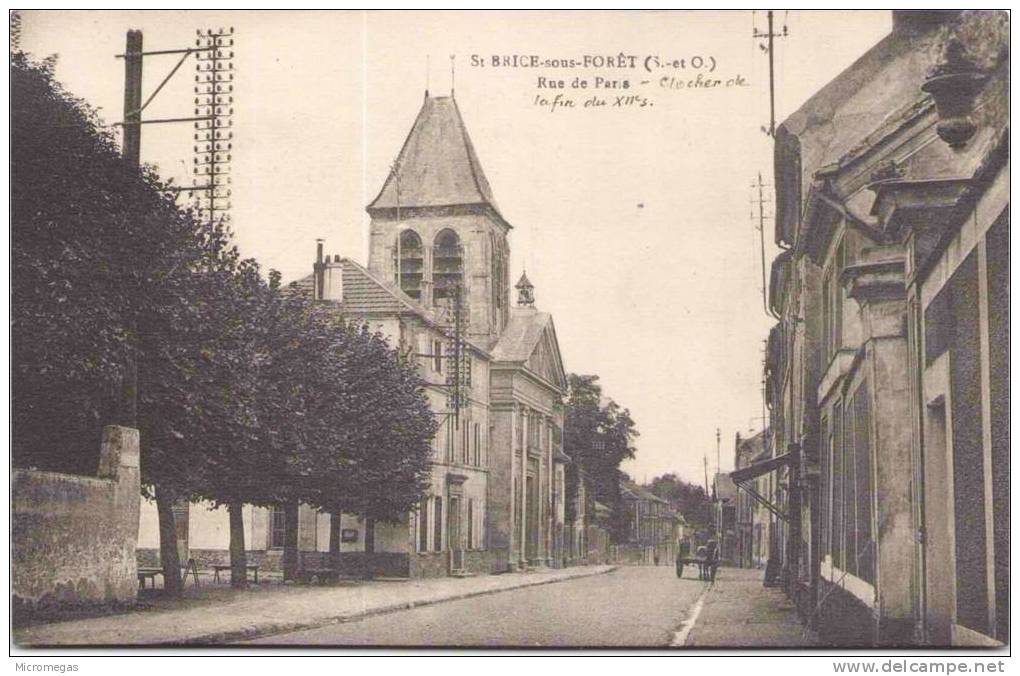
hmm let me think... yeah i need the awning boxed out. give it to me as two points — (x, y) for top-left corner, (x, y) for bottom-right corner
(730, 452), (791, 483)
(730, 452), (792, 522)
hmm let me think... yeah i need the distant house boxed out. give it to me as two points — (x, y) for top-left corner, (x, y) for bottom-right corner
(733, 430), (770, 569)
(619, 480), (683, 565)
(713, 472), (738, 565)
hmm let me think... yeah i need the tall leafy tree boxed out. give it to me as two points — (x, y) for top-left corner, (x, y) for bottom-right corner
(13, 42), (437, 592)
(563, 374), (639, 542)
(647, 473), (713, 529)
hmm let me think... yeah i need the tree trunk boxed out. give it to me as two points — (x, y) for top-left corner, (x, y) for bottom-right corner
(362, 516), (376, 580)
(155, 486), (183, 596)
(364, 517), (375, 553)
(228, 502), (248, 588)
(282, 501), (300, 581)
(329, 510), (341, 569)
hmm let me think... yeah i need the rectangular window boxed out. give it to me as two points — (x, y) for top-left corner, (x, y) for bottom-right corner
(843, 398), (857, 575)
(433, 496), (444, 552)
(417, 334), (428, 369)
(833, 241), (845, 354)
(946, 251), (989, 635)
(433, 340), (443, 374)
(473, 423), (480, 466)
(445, 418), (454, 463)
(819, 416), (830, 558)
(822, 273), (832, 362)
(418, 499), (429, 552)
(467, 499), (474, 549)
(853, 382), (874, 583)
(269, 504), (287, 549)
(831, 402), (844, 569)
(462, 420), (470, 464)
(985, 211), (1009, 643)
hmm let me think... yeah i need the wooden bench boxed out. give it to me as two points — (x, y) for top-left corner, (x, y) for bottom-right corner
(137, 567), (163, 589)
(212, 563), (260, 584)
(137, 559), (201, 589)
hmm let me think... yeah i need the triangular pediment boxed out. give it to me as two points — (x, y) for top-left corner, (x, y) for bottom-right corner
(525, 319), (567, 392)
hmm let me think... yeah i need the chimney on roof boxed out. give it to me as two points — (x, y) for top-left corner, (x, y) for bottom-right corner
(314, 239), (325, 301)
(313, 240), (343, 303)
(322, 255), (343, 303)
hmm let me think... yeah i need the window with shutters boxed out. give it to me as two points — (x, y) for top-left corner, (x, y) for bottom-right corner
(417, 498), (429, 552)
(830, 401), (844, 569)
(269, 504), (287, 550)
(844, 399), (858, 575)
(473, 423), (480, 466)
(853, 382), (874, 583)
(445, 418), (454, 463)
(820, 415), (830, 559)
(433, 496), (444, 552)
(433, 340), (443, 374)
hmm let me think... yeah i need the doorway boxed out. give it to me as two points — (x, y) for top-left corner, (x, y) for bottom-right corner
(448, 496), (462, 572)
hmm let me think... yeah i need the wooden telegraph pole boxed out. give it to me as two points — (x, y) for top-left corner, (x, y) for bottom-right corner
(118, 30), (143, 428)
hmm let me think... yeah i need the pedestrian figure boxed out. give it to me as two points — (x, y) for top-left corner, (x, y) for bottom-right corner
(675, 539), (691, 578)
(705, 539), (719, 582)
(695, 545), (709, 580)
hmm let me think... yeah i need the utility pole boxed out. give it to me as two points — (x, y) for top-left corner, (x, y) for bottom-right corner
(116, 27), (236, 227)
(121, 31), (143, 167)
(116, 26), (236, 592)
(761, 339), (769, 454)
(716, 427), (721, 485)
(117, 29), (143, 428)
(751, 172), (776, 318)
(392, 161), (402, 292)
(703, 453), (709, 496)
(753, 10), (789, 137)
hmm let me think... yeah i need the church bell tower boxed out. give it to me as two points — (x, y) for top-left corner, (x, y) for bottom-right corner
(365, 92), (512, 346)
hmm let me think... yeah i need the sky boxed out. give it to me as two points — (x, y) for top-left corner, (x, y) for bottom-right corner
(20, 10), (892, 487)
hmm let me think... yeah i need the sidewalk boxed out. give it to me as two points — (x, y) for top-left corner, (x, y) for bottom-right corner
(682, 566), (818, 648)
(14, 565), (614, 647)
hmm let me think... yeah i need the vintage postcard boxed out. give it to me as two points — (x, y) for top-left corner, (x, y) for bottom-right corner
(9, 8), (1010, 661)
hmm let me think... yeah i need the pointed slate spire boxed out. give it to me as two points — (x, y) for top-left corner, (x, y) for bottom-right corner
(367, 96), (501, 215)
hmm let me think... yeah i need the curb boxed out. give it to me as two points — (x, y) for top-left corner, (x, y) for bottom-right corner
(173, 565), (618, 645)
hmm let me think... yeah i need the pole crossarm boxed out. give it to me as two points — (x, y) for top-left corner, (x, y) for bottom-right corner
(135, 48), (195, 115)
(116, 115), (213, 126)
(115, 46), (215, 58)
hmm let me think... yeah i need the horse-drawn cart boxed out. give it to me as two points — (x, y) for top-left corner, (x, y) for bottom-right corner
(675, 543), (719, 581)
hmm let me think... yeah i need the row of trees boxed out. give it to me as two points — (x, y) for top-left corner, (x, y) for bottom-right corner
(646, 473), (714, 532)
(563, 373), (639, 543)
(12, 44), (437, 591)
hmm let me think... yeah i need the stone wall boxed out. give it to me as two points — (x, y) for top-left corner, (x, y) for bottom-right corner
(12, 426), (140, 622)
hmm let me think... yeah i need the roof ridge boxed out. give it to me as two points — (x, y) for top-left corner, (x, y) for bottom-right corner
(451, 97), (499, 212)
(340, 257), (426, 315)
(367, 96), (432, 211)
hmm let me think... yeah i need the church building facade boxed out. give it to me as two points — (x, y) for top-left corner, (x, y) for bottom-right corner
(316, 93), (571, 577)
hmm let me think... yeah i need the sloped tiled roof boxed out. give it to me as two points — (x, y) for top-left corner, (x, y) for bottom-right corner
(621, 480), (669, 505)
(288, 273), (316, 298)
(368, 95), (501, 215)
(288, 260), (434, 317)
(490, 309), (551, 362)
(714, 472), (738, 503)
